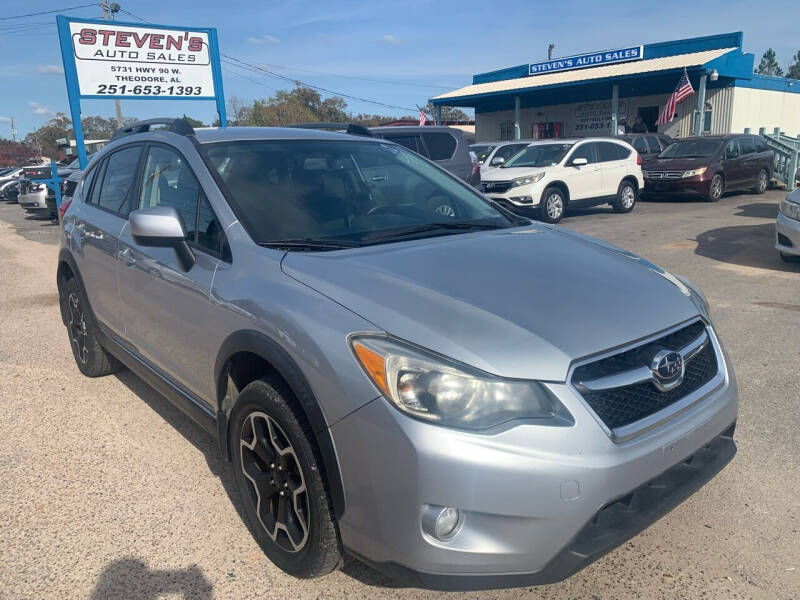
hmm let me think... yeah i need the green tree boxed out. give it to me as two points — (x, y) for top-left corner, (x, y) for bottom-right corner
(786, 50), (800, 80)
(424, 102), (469, 123)
(181, 114), (206, 128)
(24, 113), (72, 158)
(81, 116), (119, 139)
(757, 48), (784, 76)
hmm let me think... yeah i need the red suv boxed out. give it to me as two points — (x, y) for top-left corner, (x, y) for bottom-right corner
(643, 134), (773, 202)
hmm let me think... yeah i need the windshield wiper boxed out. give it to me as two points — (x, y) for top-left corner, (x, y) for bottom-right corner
(361, 222), (507, 243)
(258, 238), (362, 251)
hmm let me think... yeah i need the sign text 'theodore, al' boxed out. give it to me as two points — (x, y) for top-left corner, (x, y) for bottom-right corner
(68, 22), (215, 97)
(529, 46), (643, 76)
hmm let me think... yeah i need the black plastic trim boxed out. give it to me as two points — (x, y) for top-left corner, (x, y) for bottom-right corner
(214, 329), (347, 519)
(348, 422), (737, 591)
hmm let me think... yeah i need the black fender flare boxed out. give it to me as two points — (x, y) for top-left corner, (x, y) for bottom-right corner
(57, 248), (91, 327)
(214, 329), (346, 520)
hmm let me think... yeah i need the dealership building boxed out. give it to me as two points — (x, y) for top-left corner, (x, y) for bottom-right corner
(431, 32), (800, 142)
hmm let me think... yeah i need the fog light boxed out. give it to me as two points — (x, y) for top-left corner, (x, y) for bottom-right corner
(510, 196), (533, 204)
(422, 505), (462, 541)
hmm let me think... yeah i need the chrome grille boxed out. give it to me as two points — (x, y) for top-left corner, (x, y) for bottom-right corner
(644, 171), (683, 180)
(482, 180), (512, 193)
(572, 321), (719, 430)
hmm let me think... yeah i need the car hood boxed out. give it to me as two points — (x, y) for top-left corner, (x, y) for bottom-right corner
(282, 226), (700, 381)
(645, 156), (717, 170)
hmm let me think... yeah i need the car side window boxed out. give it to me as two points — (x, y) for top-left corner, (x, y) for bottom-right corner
(632, 137), (647, 153)
(139, 145), (202, 238)
(596, 142), (624, 162)
(495, 143), (527, 163)
(385, 135), (422, 156)
(645, 136), (661, 154)
(422, 133), (456, 161)
(97, 146), (143, 215)
(738, 136), (755, 155)
(754, 137), (768, 153)
(87, 159), (108, 205)
(569, 143), (596, 164)
(724, 140), (740, 159)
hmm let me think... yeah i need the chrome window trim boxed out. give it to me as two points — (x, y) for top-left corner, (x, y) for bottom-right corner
(566, 317), (727, 443)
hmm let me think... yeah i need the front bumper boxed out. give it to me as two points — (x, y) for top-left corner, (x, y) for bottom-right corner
(776, 211), (800, 256)
(643, 175), (711, 196)
(331, 337), (738, 589)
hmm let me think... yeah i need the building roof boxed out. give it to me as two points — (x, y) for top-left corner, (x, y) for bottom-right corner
(432, 47), (736, 104)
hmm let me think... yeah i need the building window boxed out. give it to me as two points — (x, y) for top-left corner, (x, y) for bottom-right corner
(694, 101), (712, 134)
(500, 120), (515, 141)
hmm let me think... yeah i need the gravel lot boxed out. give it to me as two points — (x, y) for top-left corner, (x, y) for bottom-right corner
(1, 192), (798, 600)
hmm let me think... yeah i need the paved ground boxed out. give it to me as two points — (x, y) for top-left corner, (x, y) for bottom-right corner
(0, 192), (798, 600)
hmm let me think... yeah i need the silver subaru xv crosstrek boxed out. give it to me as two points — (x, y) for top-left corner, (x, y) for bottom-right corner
(57, 118), (737, 590)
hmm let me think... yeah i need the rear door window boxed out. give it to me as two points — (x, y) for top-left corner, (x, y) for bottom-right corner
(738, 136), (755, 155)
(96, 146), (143, 215)
(421, 132), (457, 160)
(597, 142), (625, 162)
(645, 136), (661, 153)
(384, 135), (424, 156)
(724, 140), (740, 159)
(632, 137), (648, 153)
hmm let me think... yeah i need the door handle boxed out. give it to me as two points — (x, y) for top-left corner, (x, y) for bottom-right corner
(118, 247), (136, 267)
(371, 175), (387, 182)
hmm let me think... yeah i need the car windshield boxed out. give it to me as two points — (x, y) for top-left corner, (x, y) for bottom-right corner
(658, 139), (723, 159)
(503, 143), (572, 168)
(201, 139), (515, 248)
(470, 144), (496, 164)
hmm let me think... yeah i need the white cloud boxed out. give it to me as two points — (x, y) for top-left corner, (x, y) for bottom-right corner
(36, 64), (64, 75)
(29, 102), (54, 117)
(247, 34), (280, 46)
(0, 116), (11, 123)
(378, 34), (402, 45)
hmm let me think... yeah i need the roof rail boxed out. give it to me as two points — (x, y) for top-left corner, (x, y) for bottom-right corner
(110, 118), (195, 141)
(287, 122), (373, 138)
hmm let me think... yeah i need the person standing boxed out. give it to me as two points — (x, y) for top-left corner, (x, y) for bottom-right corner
(631, 114), (649, 133)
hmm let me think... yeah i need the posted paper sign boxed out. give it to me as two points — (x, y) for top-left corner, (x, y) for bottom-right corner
(67, 21), (215, 98)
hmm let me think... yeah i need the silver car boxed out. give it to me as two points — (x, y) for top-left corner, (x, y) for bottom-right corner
(57, 118), (738, 590)
(777, 187), (800, 262)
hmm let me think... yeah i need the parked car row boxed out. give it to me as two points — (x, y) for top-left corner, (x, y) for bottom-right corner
(1, 157), (86, 220)
(471, 133), (776, 220)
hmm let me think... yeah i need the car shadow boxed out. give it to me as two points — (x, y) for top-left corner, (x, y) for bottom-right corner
(694, 222), (800, 272)
(91, 557), (213, 600)
(112, 370), (406, 589)
(733, 202), (779, 219)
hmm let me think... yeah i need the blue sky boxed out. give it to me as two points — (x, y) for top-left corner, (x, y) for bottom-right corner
(1, 0), (799, 139)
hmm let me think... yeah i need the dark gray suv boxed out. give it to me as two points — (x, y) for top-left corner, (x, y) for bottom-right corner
(57, 118), (737, 590)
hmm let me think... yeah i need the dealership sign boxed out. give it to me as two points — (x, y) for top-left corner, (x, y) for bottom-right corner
(529, 46), (643, 76)
(56, 16), (226, 167)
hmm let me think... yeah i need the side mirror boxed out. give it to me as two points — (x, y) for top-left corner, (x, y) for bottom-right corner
(129, 206), (195, 271)
(490, 156), (506, 166)
(571, 157), (588, 166)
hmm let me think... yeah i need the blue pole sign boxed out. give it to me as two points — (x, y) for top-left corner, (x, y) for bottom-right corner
(56, 15), (227, 168)
(529, 45), (643, 76)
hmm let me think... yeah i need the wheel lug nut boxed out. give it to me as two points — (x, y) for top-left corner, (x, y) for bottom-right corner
(278, 466), (283, 471)
(280, 490), (285, 496)
(283, 482), (288, 488)
(270, 463), (275, 469)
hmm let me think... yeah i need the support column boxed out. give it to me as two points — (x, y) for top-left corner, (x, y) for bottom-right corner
(693, 73), (707, 136)
(610, 84), (619, 136)
(514, 96), (521, 140)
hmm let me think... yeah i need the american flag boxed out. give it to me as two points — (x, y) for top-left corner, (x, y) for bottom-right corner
(656, 69), (694, 126)
(418, 107), (427, 126)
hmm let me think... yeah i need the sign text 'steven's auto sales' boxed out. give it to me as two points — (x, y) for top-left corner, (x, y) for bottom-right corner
(68, 22), (215, 98)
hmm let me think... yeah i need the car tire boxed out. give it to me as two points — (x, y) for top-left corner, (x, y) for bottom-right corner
(752, 169), (768, 195)
(230, 376), (342, 578)
(539, 187), (566, 223)
(706, 174), (724, 202)
(612, 180), (637, 213)
(61, 277), (121, 378)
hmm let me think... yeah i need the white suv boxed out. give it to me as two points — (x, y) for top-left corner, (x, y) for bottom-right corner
(480, 138), (644, 223)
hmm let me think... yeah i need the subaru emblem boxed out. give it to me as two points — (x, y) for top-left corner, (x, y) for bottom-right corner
(650, 349), (684, 392)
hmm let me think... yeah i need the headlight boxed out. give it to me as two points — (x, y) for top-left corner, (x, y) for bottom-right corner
(350, 335), (570, 430)
(780, 197), (800, 221)
(511, 173), (545, 188)
(682, 167), (707, 178)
